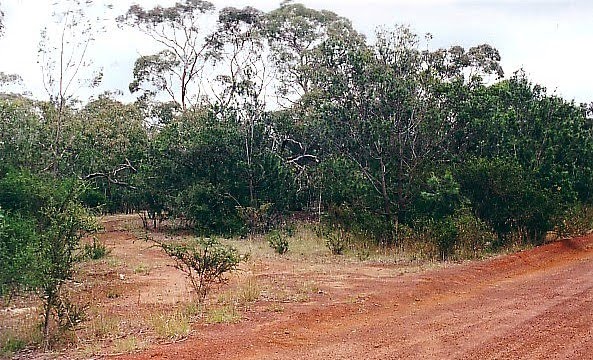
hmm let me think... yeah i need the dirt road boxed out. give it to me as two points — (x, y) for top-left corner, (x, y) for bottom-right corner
(112, 234), (593, 360)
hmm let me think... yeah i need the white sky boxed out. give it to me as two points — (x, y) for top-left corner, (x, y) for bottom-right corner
(0, 0), (591, 104)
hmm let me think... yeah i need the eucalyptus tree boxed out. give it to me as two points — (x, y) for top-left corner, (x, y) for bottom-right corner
(457, 72), (593, 213)
(117, 0), (217, 111)
(72, 96), (149, 211)
(0, 95), (50, 171)
(37, 0), (104, 173)
(264, 1), (365, 106)
(211, 6), (273, 208)
(305, 25), (504, 240)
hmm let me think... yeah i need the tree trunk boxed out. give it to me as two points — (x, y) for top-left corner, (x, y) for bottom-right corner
(43, 290), (54, 349)
(379, 157), (390, 216)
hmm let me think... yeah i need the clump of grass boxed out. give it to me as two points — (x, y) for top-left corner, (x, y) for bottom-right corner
(88, 313), (120, 339)
(205, 305), (241, 324)
(81, 238), (111, 260)
(325, 229), (349, 255)
(0, 336), (27, 356)
(133, 263), (151, 275)
(294, 280), (320, 302)
(182, 302), (202, 319)
(237, 276), (261, 303)
(105, 288), (122, 299)
(149, 310), (191, 340)
(265, 304), (284, 313)
(355, 245), (371, 261)
(112, 336), (146, 354)
(0, 318), (43, 356)
(217, 276), (261, 309)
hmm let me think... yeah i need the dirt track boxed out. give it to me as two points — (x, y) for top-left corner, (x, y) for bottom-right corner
(111, 232), (593, 360)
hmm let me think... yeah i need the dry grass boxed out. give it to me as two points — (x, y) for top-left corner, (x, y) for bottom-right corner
(87, 312), (120, 339)
(112, 336), (147, 354)
(205, 304), (241, 324)
(0, 304), (43, 356)
(133, 262), (152, 275)
(217, 275), (261, 306)
(149, 310), (191, 340)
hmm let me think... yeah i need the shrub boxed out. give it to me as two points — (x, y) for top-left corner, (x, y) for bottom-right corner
(556, 204), (593, 238)
(236, 203), (277, 235)
(453, 210), (497, 258)
(0, 170), (96, 347)
(81, 238), (111, 260)
(0, 209), (38, 301)
(79, 188), (107, 209)
(458, 157), (561, 245)
(174, 182), (244, 235)
(159, 237), (242, 302)
(267, 230), (289, 255)
(317, 225), (349, 255)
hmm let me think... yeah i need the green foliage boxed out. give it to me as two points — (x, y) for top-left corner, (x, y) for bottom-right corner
(79, 188), (107, 209)
(0, 169), (96, 345)
(324, 227), (349, 256)
(416, 171), (463, 221)
(0, 209), (37, 299)
(453, 210), (498, 258)
(407, 210), (496, 260)
(81, 238), (110, 260)
(458, 157), (561, 245)
(1, 337), (27, 355)
(0, 97), (48, 171)
(2, 3), (593, 272)
(159, 237), (242, 302)
(237, 203), (276, 235)
(267, 230), (289, 255)
(175, 181), (243, 235)
(555, 204), (593, 238)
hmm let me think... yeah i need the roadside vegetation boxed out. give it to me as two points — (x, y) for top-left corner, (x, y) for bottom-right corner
(1, 0), (593, 357)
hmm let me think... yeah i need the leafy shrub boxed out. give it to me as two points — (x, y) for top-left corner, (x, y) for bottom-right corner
(409, 218), (458, 260)
(325, 204), (395, 245)
(81, 238), (110, 260)
(267, 230), (289, 255)
(316, 225), (349, 255)
(415, 170), (463, 220)
(453, 210), (497, 258)
(79, 188), (107, 209)
(236, 203), (276, 234)
(159, 237), (242, 302)
(0, 169), (96, 346)
(175, 182), (244, 235)
(458, 157), (561, 245)
(0, 209), (38, 300)
(555, 204), (593, 238)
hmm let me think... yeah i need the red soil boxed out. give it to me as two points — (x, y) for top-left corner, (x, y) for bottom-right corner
(108, 224), (593, 360)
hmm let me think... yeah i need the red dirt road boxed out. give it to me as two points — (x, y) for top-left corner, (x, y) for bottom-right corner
(113, 235), (593, 360)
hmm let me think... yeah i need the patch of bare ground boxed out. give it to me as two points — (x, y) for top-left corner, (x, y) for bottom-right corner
(111, 226), (593, 360)
(3, 214), (593, 359)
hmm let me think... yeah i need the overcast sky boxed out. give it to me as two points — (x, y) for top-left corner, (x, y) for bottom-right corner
(0, 0), (591, 103)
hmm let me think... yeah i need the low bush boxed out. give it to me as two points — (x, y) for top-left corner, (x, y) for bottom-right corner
(267, 230), (289, 255)
(159, 237), (242, 302)
(556, 204), (593, 238)
(81, 238), (110, 260)
(316, 225), (349, 255)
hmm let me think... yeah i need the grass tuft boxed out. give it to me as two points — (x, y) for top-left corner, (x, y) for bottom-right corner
(205, 305), (241, 324)
(112, 336), (146, 354)
(149, 310), (191, 339)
